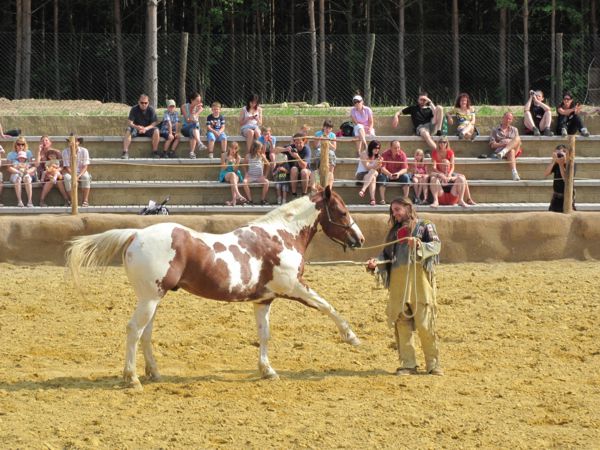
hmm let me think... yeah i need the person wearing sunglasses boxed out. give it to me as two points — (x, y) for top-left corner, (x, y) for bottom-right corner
(556, 92), (590, 137)
(122, 94), (160, 159)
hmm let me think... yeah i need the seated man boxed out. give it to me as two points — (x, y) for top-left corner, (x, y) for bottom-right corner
(277, 132), (311, 196)
(122, 94), (160, 159)
(524, 90), (553, 136)
(488, 112), (522, 181)
(394, 91), (443, 150)
(379, 140), (410, 203)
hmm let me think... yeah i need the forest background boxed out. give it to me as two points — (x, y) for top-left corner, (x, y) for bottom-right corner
(4, 0), (600, 108)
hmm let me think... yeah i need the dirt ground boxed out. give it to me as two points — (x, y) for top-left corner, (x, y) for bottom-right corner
(0, 260), (598, 449)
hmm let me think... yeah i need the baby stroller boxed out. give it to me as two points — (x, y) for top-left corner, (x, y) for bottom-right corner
(139, 196), (170, 215)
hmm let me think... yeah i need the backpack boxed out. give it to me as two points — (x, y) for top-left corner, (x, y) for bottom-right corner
(339, 121), (354, 137)
(140, 196), (170, 215)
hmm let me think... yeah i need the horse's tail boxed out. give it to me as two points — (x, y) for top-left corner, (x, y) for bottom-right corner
(66, 229), (138, 287)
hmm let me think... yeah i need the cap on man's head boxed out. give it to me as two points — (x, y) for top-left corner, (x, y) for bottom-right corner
(352, 95), (363, 103)
(166, 99), (176, 107)
(17, 151), (27, 160)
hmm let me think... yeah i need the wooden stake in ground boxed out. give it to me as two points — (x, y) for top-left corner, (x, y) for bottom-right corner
(563, 135), (576, 213)
(69, 135), (78, 215)
(319, 140), (330, 188)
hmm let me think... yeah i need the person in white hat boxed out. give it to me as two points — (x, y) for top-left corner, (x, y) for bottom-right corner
(350, 95), (375, 155)
(159, 99), (181, 158)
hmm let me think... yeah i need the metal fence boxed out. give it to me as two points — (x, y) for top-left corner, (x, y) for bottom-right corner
(0, 32), (595, 107)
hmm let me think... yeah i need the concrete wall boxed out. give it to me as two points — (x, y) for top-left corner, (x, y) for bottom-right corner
(1, 212), (598, 266)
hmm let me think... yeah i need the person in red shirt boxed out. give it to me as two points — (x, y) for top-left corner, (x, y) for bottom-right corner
(380, 140), (410, 202)
(429, 136), (476, 206)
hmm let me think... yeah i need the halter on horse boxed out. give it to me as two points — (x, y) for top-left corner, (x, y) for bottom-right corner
(66, 186), (365, 389)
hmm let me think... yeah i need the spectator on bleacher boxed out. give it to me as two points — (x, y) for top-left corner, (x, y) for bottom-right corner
(447, 92), (478, 140)
(272, 152), (290, 205)
(206, 101), (227, 160)
(159, 99), (180, 158)
(394, 91), (444, 150)
(242, 140), (270, 205)
(219, 142), (246, 206)
(62, 136), (92, 207)
(544, 144), (575, 212)
(240, 93), (263, 154)
(431, 136), (476, 205)
(0, 122), (21, 138)
(429, 159), (469, 208)
(181, 92), (207, 159)
(278, 132), (311, 197)
(311, 119), (337, 188)
(7, 137), (34, 165)
(259, 126), (276, 176)
(356, 140), (386, 206)
(35, 136), (62, 180)
(350, 95), (375, 155)
(524, 90), (553, 136)
(410, 149), (430, 205)
(122, 94), (160, 159)
(380, 140), (410, 202)
(37, 136), (68, 206)
(8, 147), (36, 207)
(556, 92), (590, 137)
(488, 112), (522, 181)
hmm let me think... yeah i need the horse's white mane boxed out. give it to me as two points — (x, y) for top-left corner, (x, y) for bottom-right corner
(251, 194), (320, 227)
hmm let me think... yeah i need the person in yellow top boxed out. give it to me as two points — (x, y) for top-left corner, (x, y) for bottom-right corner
(366, 197), (443, 376)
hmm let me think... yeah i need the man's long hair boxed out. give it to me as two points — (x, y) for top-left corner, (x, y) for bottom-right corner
(387, 197), (417, 231)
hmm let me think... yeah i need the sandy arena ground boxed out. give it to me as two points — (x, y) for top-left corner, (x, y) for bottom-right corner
(0, 261), (599, 448)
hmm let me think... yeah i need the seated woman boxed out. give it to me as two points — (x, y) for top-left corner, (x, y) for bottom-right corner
(446, 92), (478, 140)
(239, 94), (263, 153)
(219, 142), (246, 206)
(410, 148), (430, 205)
(242, 140), (270, 205)
(350, 95), (375, 155)
(429, 159), (469, 208)
(430, 136), (476, 205)
(556, 92), (590, 137)
(355, 140), (386, 206)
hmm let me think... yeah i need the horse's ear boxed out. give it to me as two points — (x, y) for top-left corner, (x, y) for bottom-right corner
(324, 184), (332, 201)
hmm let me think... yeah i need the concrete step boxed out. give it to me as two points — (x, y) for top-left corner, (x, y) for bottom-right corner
(2, 134), (598, 158)
(1, 178), (597, 207)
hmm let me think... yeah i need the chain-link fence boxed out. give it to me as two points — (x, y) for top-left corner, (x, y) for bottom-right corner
(0, 32), (595, 107)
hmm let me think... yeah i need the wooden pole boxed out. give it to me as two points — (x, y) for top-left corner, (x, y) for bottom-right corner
(319, 140), (330, 188)
(69, 135), (78, 215)
(563, 135), (576, 213)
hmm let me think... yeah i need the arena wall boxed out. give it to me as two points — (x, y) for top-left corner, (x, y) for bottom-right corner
(1, 212), (598, 265)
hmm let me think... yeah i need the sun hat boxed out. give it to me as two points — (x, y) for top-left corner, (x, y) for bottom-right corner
(17, 151), (27, 159)
(166, 99), (176, 107)
(352, 95), (363, 103)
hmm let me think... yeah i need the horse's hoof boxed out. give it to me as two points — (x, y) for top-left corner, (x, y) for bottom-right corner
(145, 367), (161, 381)
(345, 331), (361, 346)
(125, 378), (144, 391)
(260, 368), (279, 380)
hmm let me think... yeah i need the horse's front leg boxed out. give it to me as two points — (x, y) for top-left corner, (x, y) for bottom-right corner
(290, 284), (360, 346)
(253, 300), (279, 380)
(123, 298), (160, 390)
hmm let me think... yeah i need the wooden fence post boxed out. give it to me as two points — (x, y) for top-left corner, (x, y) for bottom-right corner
(69, 135), (78, 215)
(563, 135), (575, 214)
(319, 140), (330, 188)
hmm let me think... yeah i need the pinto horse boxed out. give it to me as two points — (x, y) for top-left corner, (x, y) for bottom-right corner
(66, 186), (365, 389)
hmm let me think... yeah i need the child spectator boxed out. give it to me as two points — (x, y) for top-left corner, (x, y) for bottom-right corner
(272, 152), (290, 205)
(36, 136), (62, 180)
(242, 140), (270, 205)
(219, 142), (246, 206)
(258, 126), (277, 176)
(311, 119), (337, 188)
(160, 99), (181, 158)
(410, 149), (430, 205)
(39, 159), (69, 207)
(206, 101), (228, 159)
(8, 150), (36, 207)
(62, 136), (92, 207)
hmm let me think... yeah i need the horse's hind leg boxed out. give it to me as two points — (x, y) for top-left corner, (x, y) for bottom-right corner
(141, 308), (161, 381)
(290, 285), (360, 346)
(253, 300), (278, 379)
(123, 298), (160, 389)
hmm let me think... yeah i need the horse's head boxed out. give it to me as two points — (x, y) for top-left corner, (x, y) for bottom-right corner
(314, 186), (365, 250)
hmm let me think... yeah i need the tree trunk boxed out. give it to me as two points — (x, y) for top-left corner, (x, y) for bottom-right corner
(452, 0), (459, 98)
(179, 32), (189, 106)
(289, 8), (295, 99)
(230, 5), (236, 105)
(556, 33), (563, 98)
(364, 34), (375, 104)
(308, 0), (318, 104)
(499, 7), (507, 104)
(417, 0), (424, 88)
(21, 0), (32, 98)
(146, 0), (159, 108)
(398, 0), (406, 104)
(15, 0), (22, 99)
(255, 4), (266, 99)
(318, 0), (326, 102)
(523, 0), (530, 99)
(551, 0), (556, 104)
(114, 0), (126, 103)
(592, 0), (600, 59)
(54, 0), (60, 99)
